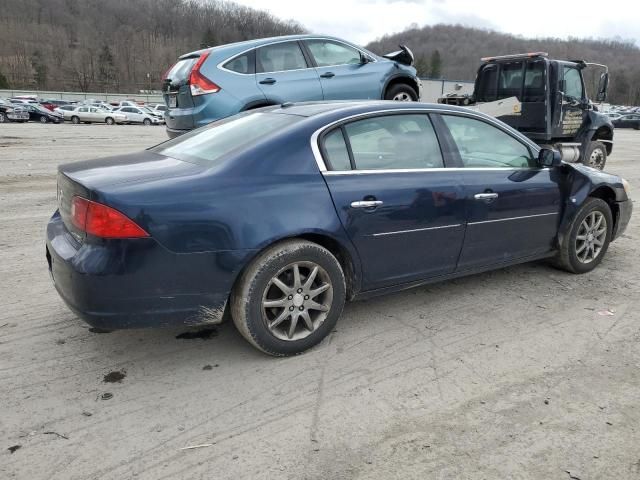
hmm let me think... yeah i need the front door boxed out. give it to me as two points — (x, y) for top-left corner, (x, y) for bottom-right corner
(320, 113), (466, 290)
(302, 39), (380, 100)
(436, 113), (562, 270)
(255, 41), (323, 103)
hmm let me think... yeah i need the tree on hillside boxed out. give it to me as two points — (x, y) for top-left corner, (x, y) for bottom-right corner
(429, 50), (442, 78)
(0, 70), (9, 89)
(414, 54), (430, 77)
(98, 45), (117, 91)
(31, 50), (47, 89)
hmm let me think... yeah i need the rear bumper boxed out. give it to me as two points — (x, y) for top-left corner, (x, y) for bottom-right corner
(613, 198), (633, 240)
(46, 210), (253, 329)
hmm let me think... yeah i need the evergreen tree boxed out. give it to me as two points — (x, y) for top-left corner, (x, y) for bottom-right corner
(98, 45), (117, 89)
(429, 50), (442, 79)
(0, 70), (9, 89)
(414, 54), (430, 77)
(31, 50), (47, 88)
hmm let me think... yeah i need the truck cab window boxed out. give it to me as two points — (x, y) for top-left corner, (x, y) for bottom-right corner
(523, 61), (545, 102)
(476, 64), (497, 102)
(564, 67), (584, 100)
(497, 61), (523, 99)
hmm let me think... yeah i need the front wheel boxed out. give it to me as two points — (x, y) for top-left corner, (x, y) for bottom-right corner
(583, 141), (607, 170)
(0, 112), (6, 123)
(105, 117), (115, 125)
(384, 83), (418, 102)
(143, 118), (151, 126)
(552, 197), (612, 274)
(39, 115), (48, 124)
(71, 116), (80, 125)
(231, 240), (346, 356)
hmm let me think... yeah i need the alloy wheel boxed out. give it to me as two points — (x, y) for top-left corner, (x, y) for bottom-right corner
(392, 92), (413, 101)
(588, 147), (605, 169)
(261, 261), (333, 341)
(575, 211), (607, 264)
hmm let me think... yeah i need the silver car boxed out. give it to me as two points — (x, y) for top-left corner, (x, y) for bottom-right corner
(67, 106), (128, 125)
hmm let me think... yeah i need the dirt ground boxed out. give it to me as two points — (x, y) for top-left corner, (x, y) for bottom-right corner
(1, 123), (638, 480)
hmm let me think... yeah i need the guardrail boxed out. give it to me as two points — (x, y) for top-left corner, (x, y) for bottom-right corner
(0, 89), (164, 104)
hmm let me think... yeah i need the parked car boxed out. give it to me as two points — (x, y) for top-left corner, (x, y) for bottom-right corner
(148, 103), (168, 114)
(54, 104), (79, 118)
(612, 114), (640, 129)
(67, 106), (128, 125)
(44, 99), (74, 107)
(113, 106), (163, 125)
(0, 98), (30, 123)
(24, 104), (64, 123)
(46, 101), (632, 355)
(162, 34), (420, 137)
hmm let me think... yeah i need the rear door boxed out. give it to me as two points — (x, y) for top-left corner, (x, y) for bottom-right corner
(436, 113), (562, 270)
(302, 39), (380, 100)
(319, 113), (466, 290)
(255, 41), (323, 102)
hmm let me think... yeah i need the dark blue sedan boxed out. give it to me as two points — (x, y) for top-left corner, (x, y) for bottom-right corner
(46, 102), (633, 356)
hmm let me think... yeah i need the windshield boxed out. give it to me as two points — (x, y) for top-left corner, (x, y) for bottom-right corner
(151, 112), (302, 165)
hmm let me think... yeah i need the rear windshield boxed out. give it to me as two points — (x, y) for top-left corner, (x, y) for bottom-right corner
(151, 112), (302, 165)
(165, 57), (198, 85)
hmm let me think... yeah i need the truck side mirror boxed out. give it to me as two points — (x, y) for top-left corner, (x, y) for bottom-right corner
(538, 148), (562, 168)
(596, 72), (609, 102)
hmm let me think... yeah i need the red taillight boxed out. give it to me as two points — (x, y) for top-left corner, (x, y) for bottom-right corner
(71, 196), (149, 239)
(189, 51), (220, 96)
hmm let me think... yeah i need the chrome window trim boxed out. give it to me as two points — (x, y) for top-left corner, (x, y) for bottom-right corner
(310, 107), (541, 174)
(217, 37), (377, 76)
(372, 224), (462, 237)
(468, 212), (557, 225)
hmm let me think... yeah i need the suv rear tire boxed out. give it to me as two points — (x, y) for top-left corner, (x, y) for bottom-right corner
(231, 239), (346, 356)
(385, 83), (418, 101)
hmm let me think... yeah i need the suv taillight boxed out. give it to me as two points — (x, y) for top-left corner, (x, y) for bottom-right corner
(71, 196), (149, 239)
(189, 51), (220, 96)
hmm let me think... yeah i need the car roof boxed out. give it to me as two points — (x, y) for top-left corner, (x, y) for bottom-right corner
(180, 34), (377, 60)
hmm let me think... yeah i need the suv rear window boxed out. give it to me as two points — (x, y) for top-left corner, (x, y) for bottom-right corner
(152, 112), (302, 165)
(165, 57), (198, 85)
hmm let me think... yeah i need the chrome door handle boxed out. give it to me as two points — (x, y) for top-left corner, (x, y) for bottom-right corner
(351, 200), (383, 209)
(474, 193), (499, 200)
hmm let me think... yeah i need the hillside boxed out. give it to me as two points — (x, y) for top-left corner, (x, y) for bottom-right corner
(366, 24), (640, 105)
(0, 0), (303, 93)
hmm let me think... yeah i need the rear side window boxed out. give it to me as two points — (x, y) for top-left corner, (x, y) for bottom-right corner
(476, 64), (498, 102)
(256, 42), (307, 73)
(152, 112), (302, 165)
(322, 129), (351, 170)
(335, 114), (443, 170)
(224, 51), (255, 74)
(441, 114), (534, 168)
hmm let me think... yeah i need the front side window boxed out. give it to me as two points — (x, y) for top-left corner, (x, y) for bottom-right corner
(564, 67), (584, 100)
(256, 42), (307, 73)
(305, 40), (361, 67)
(224, 51), (255, 74)
(335, 114), (443, 170)
(442, 115), (534, 168)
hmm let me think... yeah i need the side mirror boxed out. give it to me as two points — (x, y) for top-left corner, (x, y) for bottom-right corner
(596, 72), (609, 102)
(538, 148), (562, 168)
(359, 52), (371, 64)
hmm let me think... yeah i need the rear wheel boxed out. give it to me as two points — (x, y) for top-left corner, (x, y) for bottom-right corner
(143, 118), (151, 126)
(583, 141), (607, 170)
(231, 240), (346, 356)
(553, 197), (612, 274)
(71, 116), (80, 125)
(384, 83), (418, 102)
(0, 112), (6, 123)
(105, 117), (115, 125)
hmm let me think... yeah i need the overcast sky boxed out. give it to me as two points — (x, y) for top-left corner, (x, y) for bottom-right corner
(234, 0), (639, 46)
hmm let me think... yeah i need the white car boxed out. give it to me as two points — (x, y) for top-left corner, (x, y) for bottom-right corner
(147, 103), (168, 114)
(113, 106), (163, 125)
(67, 106), (128, 125)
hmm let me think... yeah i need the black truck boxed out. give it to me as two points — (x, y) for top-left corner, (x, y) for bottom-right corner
(439, 52), (612, 170)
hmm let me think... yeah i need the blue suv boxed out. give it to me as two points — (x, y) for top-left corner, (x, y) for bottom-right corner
(162, 34), (420, 137)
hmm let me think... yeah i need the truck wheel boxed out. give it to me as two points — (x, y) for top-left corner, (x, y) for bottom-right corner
(231, 239), (346, 356)
(552, 197), (612, 274)
(385, 84), (418, 102)
(583, 141), (607, 170)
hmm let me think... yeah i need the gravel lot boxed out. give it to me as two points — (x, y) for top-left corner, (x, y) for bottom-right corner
(1, 123), (638, 480)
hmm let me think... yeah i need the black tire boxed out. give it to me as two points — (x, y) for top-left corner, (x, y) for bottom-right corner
(231, 239), (346, 356)
(384, 83), (418, 101)
(0, 112), (6, 123)
(105, 117), (115, 125)
(39, 115), (48, 124)
(552, 197), (613, 274)
(583, 141), (607, 170)
(71, 116), (80, 125)
(143, 118), (151, 126)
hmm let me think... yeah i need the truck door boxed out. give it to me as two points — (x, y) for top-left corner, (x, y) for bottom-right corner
(556, 65), (587, 138)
